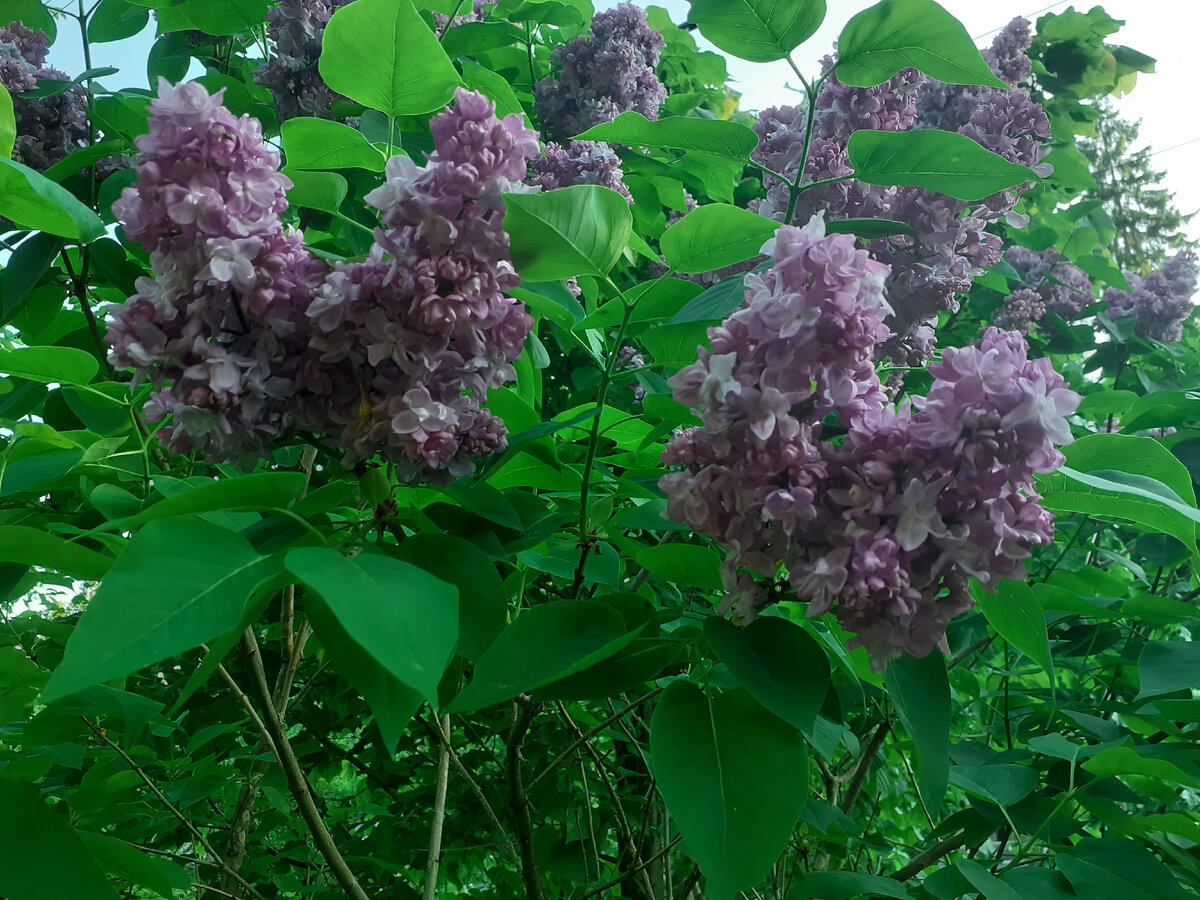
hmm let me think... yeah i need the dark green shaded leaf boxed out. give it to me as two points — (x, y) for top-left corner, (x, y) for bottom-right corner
(885, 652), (949, 811)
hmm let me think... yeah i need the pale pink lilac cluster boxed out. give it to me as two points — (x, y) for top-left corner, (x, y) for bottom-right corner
(1104, 250), (1198, 342)
(660, 219), (1078, 669)
(528, 140), (632, 202)
(255, 0), (356, 121)
(0, 23), (89, 171)
(107, 79), (326, 459)
(917, 18), (1033, 133)
(305, 88), (540, 476)
(750, 43), (1051, 366)
(533, 3), (666, 142)
(106, 81), (537, 479)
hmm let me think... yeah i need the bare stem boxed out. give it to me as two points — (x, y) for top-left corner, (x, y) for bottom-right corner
(422, 714), (453, 900)
(243, 631), (372, 900)
(507, 698), (544, 900)
(840, 719), (892, 814)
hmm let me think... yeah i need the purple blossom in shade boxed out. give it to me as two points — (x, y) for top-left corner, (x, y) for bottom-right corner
(0, 25), (89, 171)
(660, 218), (1079, 670)
(993, 287), (1046, 334)
(528, 140), (633, 202)
(300, 87), (540, 477)
(916, 18), (1033, 133)
(814, 58), (926, 142)
(107, 79), (325, 460)
(1104, 250), (1199, 342)
(255, 0), (356, 121)
(533, 3), (666, 142)
(1002, 246), (1094, 323)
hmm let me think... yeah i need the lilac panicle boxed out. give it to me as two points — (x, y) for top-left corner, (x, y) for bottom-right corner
(660, 218), (1078, 670)
(255, 0), (356, 120)
(107, 81), (538, 479)
(533, 3), (666, 142)
(529, 140), (633, 202)
(0, 24), (88, 171)
(1104, 250), (1199, 342)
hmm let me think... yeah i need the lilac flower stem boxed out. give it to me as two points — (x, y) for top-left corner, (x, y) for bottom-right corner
(782, 61), (829, 226)
(437, 0), (469, 40)
(572, 284), (639, 595)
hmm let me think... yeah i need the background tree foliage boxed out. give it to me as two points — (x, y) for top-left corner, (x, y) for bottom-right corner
(0, 1), (1198, 900)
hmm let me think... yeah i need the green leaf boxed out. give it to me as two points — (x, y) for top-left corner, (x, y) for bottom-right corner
(0, 526), (112, 580)
(1136, 640), (1200, 700)
(956, 859), (1022, 900)
(458, 60), (523, 118)
(835, 0), (1007, 88)
(950, 764), (1038, 808)
(1082, 745), (1200, 788)
(100, 472), (310, 531)
(787, 871), (912, 899)
(88, 0), (151, 43)
(281, 117), (386, 172)
(974, 580), (1054, 682)
(884, 652), (949, 811)
(301, 577), (424, 752)
(448, 600), (637, 712)
(575, 110), (759, 159)
(153, 0), (269, 35)
(0, 780), (120, 900)
(636, 543), (722, 590)
(503, 185), (633, 280)
(284, 170), (348, 213)
(1119, 390), (1200, 433)
(1, 232), (65, 327)
(661, 204), (777, 274)
(1058, 838), (1193, 900)
(650, 682), (809, 899)
(847, 129), (1035, 201)
(319, 0), (460, 116)
(668, 266), (759, 324)
(688, 0), (826, 63)
(0, 82), (13, 159)
(285, 548), (458, 705)
(0, 345), (98, 385)
(391, 533), (507, 660)
(43, 519), (280, 703)
(641, 319), (712, 369)
(0, 0), (55, 40)
(0, 158), (106, 241)
(78, 833), (179, 900)
(704, 615), (831, 736)
(825, 217), (916, 239)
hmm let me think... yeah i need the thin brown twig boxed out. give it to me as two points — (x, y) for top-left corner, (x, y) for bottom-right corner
(508, 697), (544, 900)
(529, 687), (662, 790)
(890, 831), (967, 882)
(243, 631), (372, 900)
(422, 713), (452, 900)
(82, 719), (270, 900)
(579, 835), (683, 900)
(840, 719), (893, 814)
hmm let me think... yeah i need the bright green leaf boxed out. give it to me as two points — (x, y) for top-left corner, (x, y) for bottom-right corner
(503, 185), (633, 280)
(688, 0), (826, 63)
(0, 526), (112, 580)
(281, 117), (386, 172)
(0, 158), (106, 241)
(661, 203), (777, 274)
(575, 110), (759, 159)
(0, 345), (98, 385)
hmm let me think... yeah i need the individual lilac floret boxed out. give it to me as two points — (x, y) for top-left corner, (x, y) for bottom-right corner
(660, 218), (1078, 670)
(528, 140), (633, 202)
(1104, 250), (1199, 342)
(303, 88), (540, 477)
(0, 24), (89, 171)
(107, 79), (325, 460)
(255, 0), (356, 120)
(533, 3), (666, 142)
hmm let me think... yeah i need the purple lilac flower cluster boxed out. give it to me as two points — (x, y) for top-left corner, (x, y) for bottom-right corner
(106, 81), (538, 480)
(749, 32), (1051, 366)
(1104, 250), (1199, 342)
(305, 88), (540, 477)
(917, 18), (1033, 132)
(533, 3), (666, 142)
(660, 219), (1078, 670)
(255, 0), (356, 121)
(997, 245), (1094, 332)
(0, 23), (89, 171)
(528, 140), (632, 202)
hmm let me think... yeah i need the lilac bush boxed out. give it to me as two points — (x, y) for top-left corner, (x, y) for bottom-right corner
(533, 2), (667, 142)
(107, 81), (538, 479)
(528, 140), (633, 201)
(255, 0), (356, 121)
(0, 22), (88, 170)
(1000, 245), (1095, 330)
(660, 218), (1078, 669)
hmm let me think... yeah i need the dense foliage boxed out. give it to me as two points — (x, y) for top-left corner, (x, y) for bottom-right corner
(0, 1), (1198, 899)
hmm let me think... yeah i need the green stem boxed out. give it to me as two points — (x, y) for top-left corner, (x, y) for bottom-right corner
(437, 0), (469, 41)
(571, 284), (637, 596)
